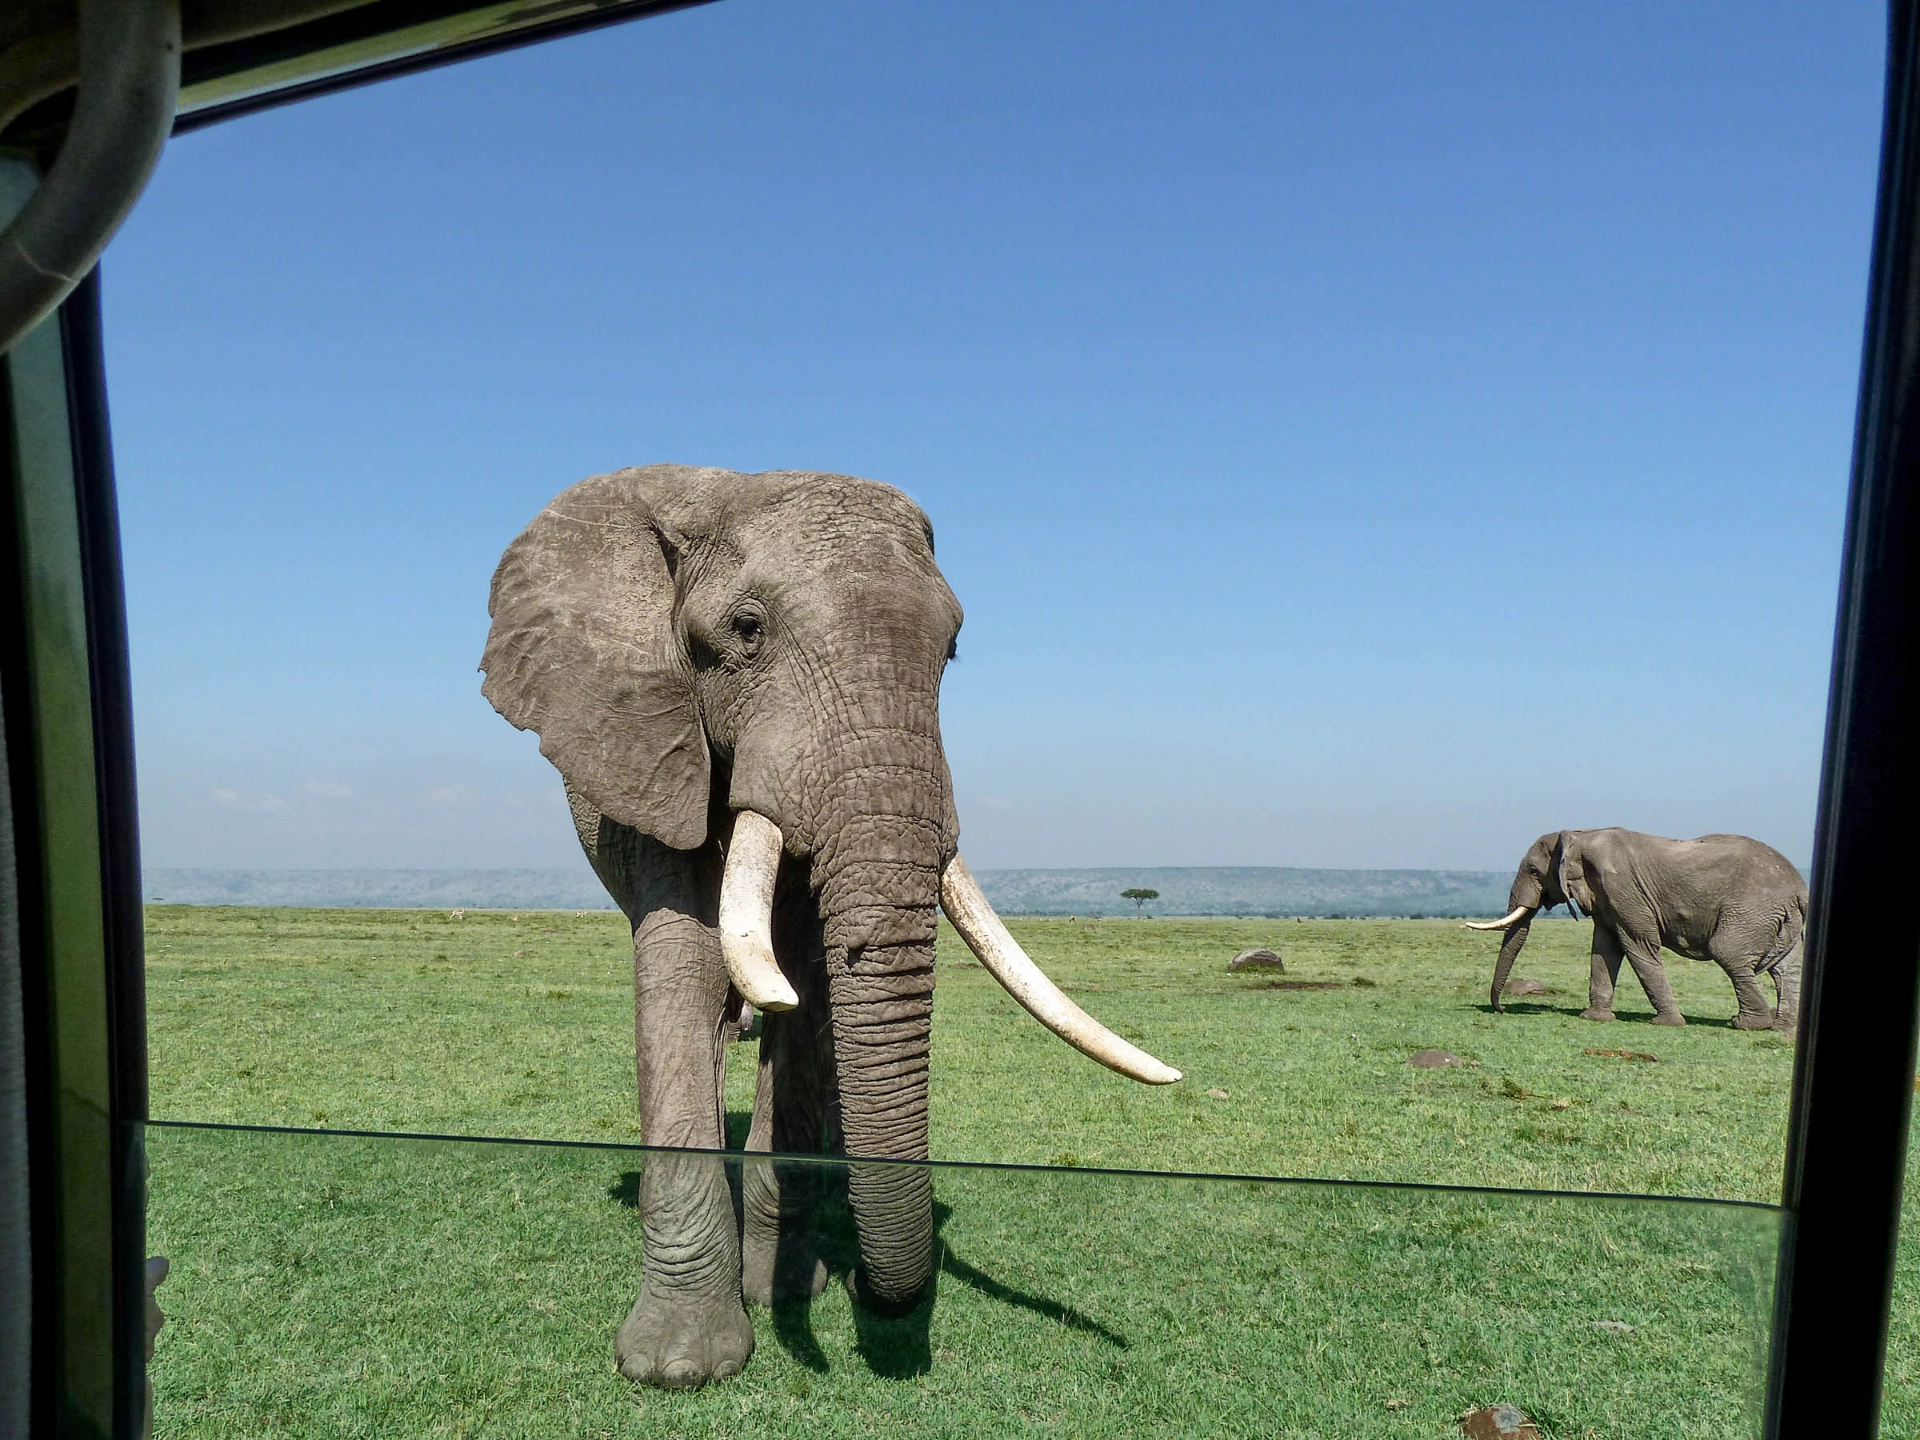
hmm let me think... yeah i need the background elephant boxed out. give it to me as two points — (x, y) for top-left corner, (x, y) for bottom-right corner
(1467, 828), (1805, 1031)
(481, 464), (1178, 1388)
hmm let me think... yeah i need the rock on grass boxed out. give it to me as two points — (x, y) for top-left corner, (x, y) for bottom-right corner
(1228, 947), (1285, 972)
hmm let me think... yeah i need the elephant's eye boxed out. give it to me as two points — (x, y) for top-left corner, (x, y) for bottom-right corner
(730, 609), (766, 657)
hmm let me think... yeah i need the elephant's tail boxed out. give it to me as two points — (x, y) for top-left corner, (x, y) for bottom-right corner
(1756, 893), (1807, 976)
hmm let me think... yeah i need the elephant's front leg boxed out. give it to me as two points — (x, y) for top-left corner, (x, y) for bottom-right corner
(1581, 926), (1626, 1022)
(739, 995), (836, 1306)
(739, 883), (838, 1305)
(617, 908), (754, 1389)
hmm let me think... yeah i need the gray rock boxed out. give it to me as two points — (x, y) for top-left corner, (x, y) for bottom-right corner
(1228, 947), (1285, 972)
(1407, 1048), (1463, 1069)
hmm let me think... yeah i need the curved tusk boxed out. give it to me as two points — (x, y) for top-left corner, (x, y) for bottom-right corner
(940, 855), (1181, 1085)
(1463, 905), (1534, 932)
(719, 810), (799, 1012)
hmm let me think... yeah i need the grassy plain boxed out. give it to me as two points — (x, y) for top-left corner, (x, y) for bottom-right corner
(146, 908), (1795, 1195)
(143, 907), (1812, 1438)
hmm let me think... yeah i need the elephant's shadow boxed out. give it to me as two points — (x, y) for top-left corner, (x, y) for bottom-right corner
(1476, 1000), (1749, 1028)
(610, 1138), (1127, 1379)
(1477, 1001), (1588, 1019)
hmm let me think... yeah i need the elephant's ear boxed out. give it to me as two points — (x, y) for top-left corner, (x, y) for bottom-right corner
(1556, 832), (1594, 918)
(480, 470), (711, 850)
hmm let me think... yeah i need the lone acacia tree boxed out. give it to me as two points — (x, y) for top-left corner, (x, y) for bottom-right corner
(1121, 887), (1160, 917)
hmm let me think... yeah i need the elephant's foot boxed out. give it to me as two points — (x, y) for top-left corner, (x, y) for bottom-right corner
(1732, 1011), (1776, 1031)
(615, 1285), (754, 1389)
(1579, 1008), (1616, 1023)
(741, 1234), (829, 1307)
(1649, 1011), (1687, 1027)
(1772, 1013), (1799, 1035)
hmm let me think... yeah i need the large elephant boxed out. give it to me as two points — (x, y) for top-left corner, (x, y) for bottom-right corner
(480, 464), (1179, 1388)
(1466, 829), (1805, 1031)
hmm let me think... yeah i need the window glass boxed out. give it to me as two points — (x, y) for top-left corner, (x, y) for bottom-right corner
(145, 1122), (1779, 1437)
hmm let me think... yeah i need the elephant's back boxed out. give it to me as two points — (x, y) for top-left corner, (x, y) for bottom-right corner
(1689, 834), (1808, 899)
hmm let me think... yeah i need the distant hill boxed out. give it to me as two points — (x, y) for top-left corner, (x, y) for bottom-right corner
(142, 868), (618, 911)
(970, 867), (1509, 917)
(142, 865), (1512, 918)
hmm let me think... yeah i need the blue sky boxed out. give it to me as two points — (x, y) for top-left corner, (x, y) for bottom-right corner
(102, 0), (1885, 872)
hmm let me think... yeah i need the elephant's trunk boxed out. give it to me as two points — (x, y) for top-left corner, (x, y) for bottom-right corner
(1489, 913), (1536, 1011)
(827, 929), (937, 1313)
(812, 792), (945, 1313)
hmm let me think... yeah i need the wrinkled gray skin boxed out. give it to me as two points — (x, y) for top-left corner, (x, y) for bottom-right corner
(1487, 829), (1805, 1031)
(481, 465), (963, 1387)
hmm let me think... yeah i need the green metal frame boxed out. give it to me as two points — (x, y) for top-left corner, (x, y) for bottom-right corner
(0, 160), (125, 1437)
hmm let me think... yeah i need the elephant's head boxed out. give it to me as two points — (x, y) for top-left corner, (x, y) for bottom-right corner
(1466, 830), (1593, 1011)
(480, 465), (1178, 1310)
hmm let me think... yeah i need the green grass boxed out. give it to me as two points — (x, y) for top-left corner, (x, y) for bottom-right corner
(148, 1128), (1775, 1439)
(145, 908), (1795, 1196)
(143, 907), (1810, 1437)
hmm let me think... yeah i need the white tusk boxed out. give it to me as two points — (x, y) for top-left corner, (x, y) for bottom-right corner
(940, 855), (1181, 1085)
(1462, 906), (1534, 932)
(719, 811), (799, 1012)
